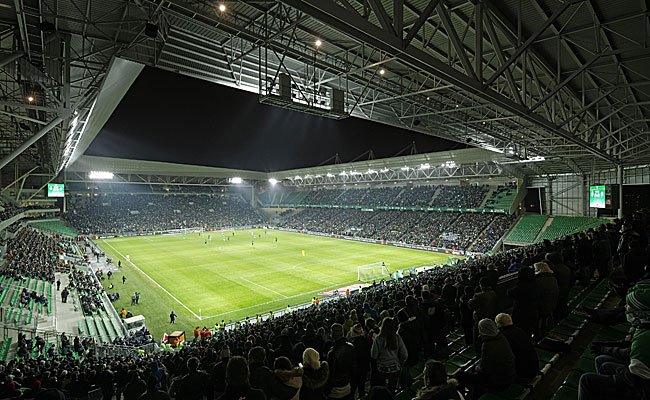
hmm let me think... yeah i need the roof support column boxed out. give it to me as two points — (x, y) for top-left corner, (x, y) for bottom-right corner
(0, 116), (64, 171)
(617, 164), (623, 219)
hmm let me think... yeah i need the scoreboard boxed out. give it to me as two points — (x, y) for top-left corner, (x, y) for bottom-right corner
(589, 185), (606, 208)
(589, 184), (618, 210)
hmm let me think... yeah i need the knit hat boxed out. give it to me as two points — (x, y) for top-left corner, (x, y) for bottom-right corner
(478, 318), (499, 337)
(626, 284), (650, 325)
(495, 313), (513, 328)
(331, 323), (344, 340)
(349, 324), (364, 338)
(302, 347), (320, 369)
(534, 262), (553, 274)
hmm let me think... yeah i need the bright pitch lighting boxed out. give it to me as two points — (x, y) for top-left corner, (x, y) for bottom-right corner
(88, 171), (114, 180)
(268, 178), (279, 185)
(315, 39), (322, 47)
(379, 68), (385, 75)
(229, 177), (243, 184)
(27, 96), (34, 102)
(218, 3), (226, 12)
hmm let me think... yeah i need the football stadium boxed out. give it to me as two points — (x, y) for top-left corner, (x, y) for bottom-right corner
(0, 1), (648, 400)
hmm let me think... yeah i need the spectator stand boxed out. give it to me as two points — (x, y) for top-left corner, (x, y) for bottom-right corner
(394, 276), (613, 400)
(64, 263), (127, 348)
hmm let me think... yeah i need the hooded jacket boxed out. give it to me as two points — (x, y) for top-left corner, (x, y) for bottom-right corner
(300, 362), (329, 400)
(415, 379), (463, 400)
(274, 367), (303, 400)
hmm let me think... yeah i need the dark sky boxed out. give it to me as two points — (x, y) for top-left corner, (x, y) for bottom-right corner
(87, 67), (463, 172)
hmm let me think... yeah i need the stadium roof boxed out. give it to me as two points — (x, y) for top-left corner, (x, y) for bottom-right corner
(0, 0), (649, 195)
(67, 148), (524, 187)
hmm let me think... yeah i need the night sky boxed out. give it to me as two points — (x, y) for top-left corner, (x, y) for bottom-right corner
(87, 67), (463, 172)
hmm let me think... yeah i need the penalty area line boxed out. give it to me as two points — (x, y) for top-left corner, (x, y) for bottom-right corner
(100, 239), (201, 320)
(200, 279), (360, 321)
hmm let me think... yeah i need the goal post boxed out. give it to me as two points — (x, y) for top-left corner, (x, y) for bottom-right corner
(357, 262), (391, 282)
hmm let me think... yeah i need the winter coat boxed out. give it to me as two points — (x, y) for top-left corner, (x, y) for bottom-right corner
(476, 333), (516, 389)
(249, 362), (297, 400)
(171, 370), (210, 400)
(370, 334), (408, 374)
(500, 325), (539, 380)
(300, 362), (329, 400)
(414, 379), (463, 400)
(535, 272), (559, 315)
(326, 338), (355, 389)
(274, 367), (303, 400)
(468, 289), (497, 321)
(397, 318), (422, 367)
(218, 385), (266, 400)
(350, 335), (371, 373)
(508, 269), (540, 335)
(549, 262), (572, 306)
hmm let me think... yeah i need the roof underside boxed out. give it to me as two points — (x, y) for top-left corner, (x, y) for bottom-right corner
(0, 0), (649, 191)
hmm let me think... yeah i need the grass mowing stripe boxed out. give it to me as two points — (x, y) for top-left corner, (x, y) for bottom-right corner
(200, 279), (361, 320)
(240, 277), (288, 298)
(97, 229), (461, 338)
(101, 239), (200, 319)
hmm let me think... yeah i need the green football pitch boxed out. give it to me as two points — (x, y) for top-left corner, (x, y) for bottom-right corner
(96, 229), (459, 339)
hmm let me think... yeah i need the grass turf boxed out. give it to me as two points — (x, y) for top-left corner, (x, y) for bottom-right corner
(97, 229), (458, 339)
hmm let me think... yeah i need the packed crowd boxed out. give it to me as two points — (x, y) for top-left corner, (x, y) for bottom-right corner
(280, 208), (512, 252)
(67, 268), (106, 316)
(276, 184), (494, 209)
(0, 214), (645, 400)
(430, 185), (489, 209)
(470, 214), (517, 253)
(1, 227), (74, 283)
(65, 194), (266, 235)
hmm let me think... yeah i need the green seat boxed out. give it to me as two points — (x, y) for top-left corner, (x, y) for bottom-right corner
(551, 385), (579, 400)
(562, 369), (584, 389)
(573, 357), (596, 373)
(459, 346), (476, 359)
(448, 340), (464, 353)
(445, 363), (460, 376)
(550, 325), (578, 337)
(394, 390), (414, 400)
(448, 355), (472, 368)
(535, 348), (558, 364)
(478, 384), (527, 400)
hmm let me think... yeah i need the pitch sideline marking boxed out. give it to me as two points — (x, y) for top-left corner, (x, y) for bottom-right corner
(101, 239), (201, 320)
(240, 277), (288, 299)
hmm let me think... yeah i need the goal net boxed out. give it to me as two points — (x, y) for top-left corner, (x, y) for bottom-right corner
(357, 262), (391, 282)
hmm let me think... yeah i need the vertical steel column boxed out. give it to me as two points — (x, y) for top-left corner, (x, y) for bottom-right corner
(617, 164), (624, 218)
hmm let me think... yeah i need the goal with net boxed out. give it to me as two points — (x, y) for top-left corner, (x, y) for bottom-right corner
(357, 262), (391, 282)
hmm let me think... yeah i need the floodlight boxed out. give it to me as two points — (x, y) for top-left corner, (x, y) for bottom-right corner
(27, 96), (34, 102)
(218, 3), (226, 12)
(89, 171), (114, 180)
(326, 173), (335, 178)
(419, 163), (430, 170)
(268, 178), (279, 185)
(379, 68), (385, 75)
(400, 166), (410, 171)
(229, 177), (243, 184)
(339, 171), (348, 176)
(315, 39), (322, 47)
(380, 168), (389, 173)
